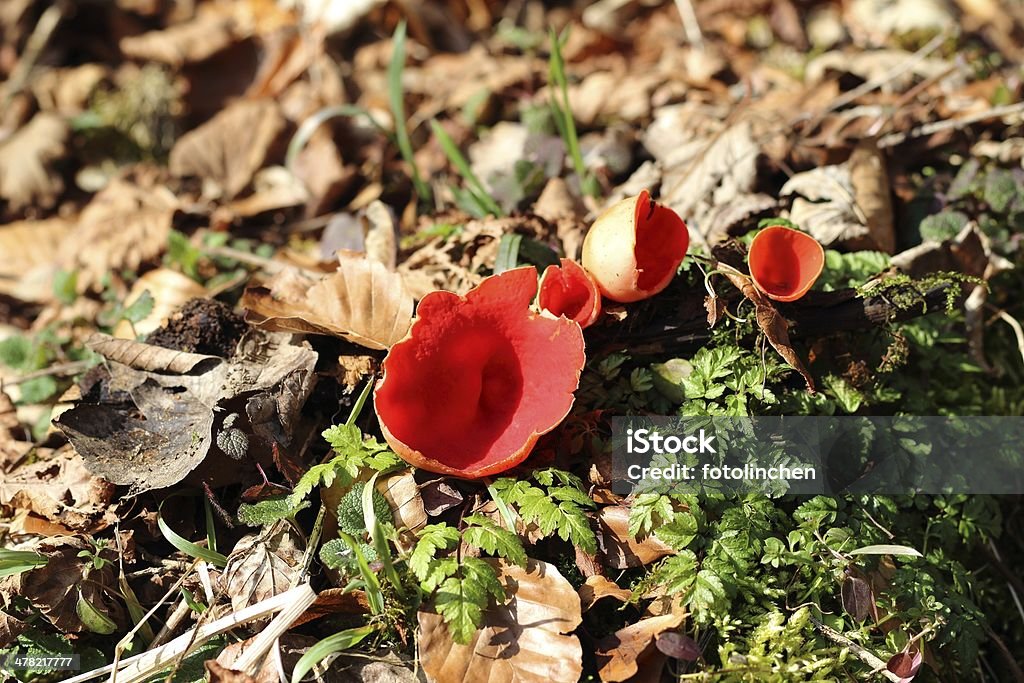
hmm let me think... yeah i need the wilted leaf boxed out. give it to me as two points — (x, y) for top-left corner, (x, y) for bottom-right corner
(380, 471), (427, 533)
(597, 506), (674, 569)
(170, 99), (286, 199)
(418, 559), (583, 683)
(848, 142), (895, 253)
(420, 478), (464, 516)
(595, 612), (685, 682)
(655, 632), (701, 662)
(242, 252), (414, 350)
(221, 522), (304, 613)
(887, 649), (923, 682)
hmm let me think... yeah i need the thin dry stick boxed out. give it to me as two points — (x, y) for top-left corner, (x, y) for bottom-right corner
(1, 360), (91, 386)
(673, 0), (704, 50)
(1, 1), (64, 113)
(810, 616), (901, 683)
(879, 101), (1024, 148)
(231, 588), (318, 675)
(63, 584), (316, 683)
(989, 307), (1024, 368)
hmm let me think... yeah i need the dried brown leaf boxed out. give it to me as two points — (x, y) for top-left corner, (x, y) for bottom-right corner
(0, 113), (68, 212)
(0, 449), (116, 533)
(221, 522), (304, 613)
(242, 253), (413, 350)
(380, 470), (427, 533)
(120, 14), (237, 66)
(579, 575), (632, 612)
(849, 142), (896, 253)
(725, 272), (815, 391)
(597, 506), (673, 569)
(170, 99), (286, 199)
(0, 217), (72, 302)
(58, 178), (179, 292)
(596, 613), (685, 682)
(87, 333), (220, 374)
(418, 559), (583, 683)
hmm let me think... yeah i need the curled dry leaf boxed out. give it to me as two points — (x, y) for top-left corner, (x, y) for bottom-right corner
(596, 612), (686, 682)
(597, 506), (673, 569)
(0, 448), (116, 533)
(221, 521), (305, 613)
(170, 99), (287, 199)
(242, 252), (414, 351)
(87, 332), (220, 374)
(418, 559), (583, 683)
(579, 575), (632, 612)
(379, 470), (428, 533)
(57, 178), (180, 292)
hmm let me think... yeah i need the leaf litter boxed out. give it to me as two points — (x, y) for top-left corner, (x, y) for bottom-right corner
(0, 1), (1023, 682)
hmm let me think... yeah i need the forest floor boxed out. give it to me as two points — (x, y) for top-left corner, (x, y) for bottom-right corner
(1, 1), (1024, 682)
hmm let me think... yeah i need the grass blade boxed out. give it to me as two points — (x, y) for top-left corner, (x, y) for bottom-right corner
(158, 501), (228, 567)
(389, 20), (431, 203)
(290, 624), (377, 683)
(430, 119), (503, 216)
(548, 28), (599, 197)
(0, 548), (47, 578)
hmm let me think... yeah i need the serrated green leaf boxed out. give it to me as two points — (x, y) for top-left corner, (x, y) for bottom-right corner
(463, 515), (527, 566)
(410, 524), (461, 582)
(237, 495), (307, 526)
(656, 511), (698, 550)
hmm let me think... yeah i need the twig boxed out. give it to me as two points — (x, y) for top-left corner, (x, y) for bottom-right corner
(1, 360), (91, 386)
(231, 588), (317, 675)
(673, 0), (704, 51)
(822, 29), (950, 117)
(879, 101), (1024, 148)
(810, 616), (900, 682)
(988, 307), (1024, 368)
(63, 584), (316, 683)
(1, 2), (65, 115)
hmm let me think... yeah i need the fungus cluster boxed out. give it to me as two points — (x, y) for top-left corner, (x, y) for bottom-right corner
(374, 192), (824, 479)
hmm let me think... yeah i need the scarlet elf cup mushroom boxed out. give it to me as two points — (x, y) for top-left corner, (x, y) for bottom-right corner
(581, 190), (689, 303)
(747, 225), (825, 302)
(374, 267), (586, 478)
(538, 258), (602, 329)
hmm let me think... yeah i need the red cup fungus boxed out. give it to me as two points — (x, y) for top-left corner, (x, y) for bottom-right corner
(747, 225), (825, 302)
(581, 190), (689, 303)
(538, 258), (602, 329)
(374, 266), (586, 479)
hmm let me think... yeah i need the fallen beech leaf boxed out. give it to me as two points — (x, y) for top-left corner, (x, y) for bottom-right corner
(204, 660), (266, 683)
(58, 178), (180, 292)
(0, 610), (28, 649)
(596, 612), (686, 682)
(0, 218), (72, 302)
(170, 99), (286, 199)
(87, 333), (220, 374)
(848, 142), (896, 253)
(420, 478), (464, 516)
(0, 449), (115, 533)
(597, 506), (673, 569)
(120, 14), (237, 66)
(242, 252), (413, 350)
(418, 559), (583, 683)
(725, 271), (815, 391)
(579, 575), (632, 612)
(221, 521), (304, 613)
(841, 573), (878, 622)
(0, 113), (68, 211)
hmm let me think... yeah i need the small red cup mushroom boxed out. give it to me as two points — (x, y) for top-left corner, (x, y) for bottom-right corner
(538, 259), (602, 329)
(374, 267), (585, 479)
(581, 190), (689, 303)
(747, 225), (825, 302)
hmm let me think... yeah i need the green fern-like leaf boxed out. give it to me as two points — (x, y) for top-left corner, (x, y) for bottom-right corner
(409, 524), (461, 582)
(463, 516), (527, 566)
(434, 557), (505, 644)
(237, 495), (309, 526)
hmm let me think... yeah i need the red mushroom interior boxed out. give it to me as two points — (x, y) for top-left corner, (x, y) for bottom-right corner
(538, 259), (601, 328)
(375, 267), (585, 476)
(749, 227), (824, 299)
(633, 190), (690, 291)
